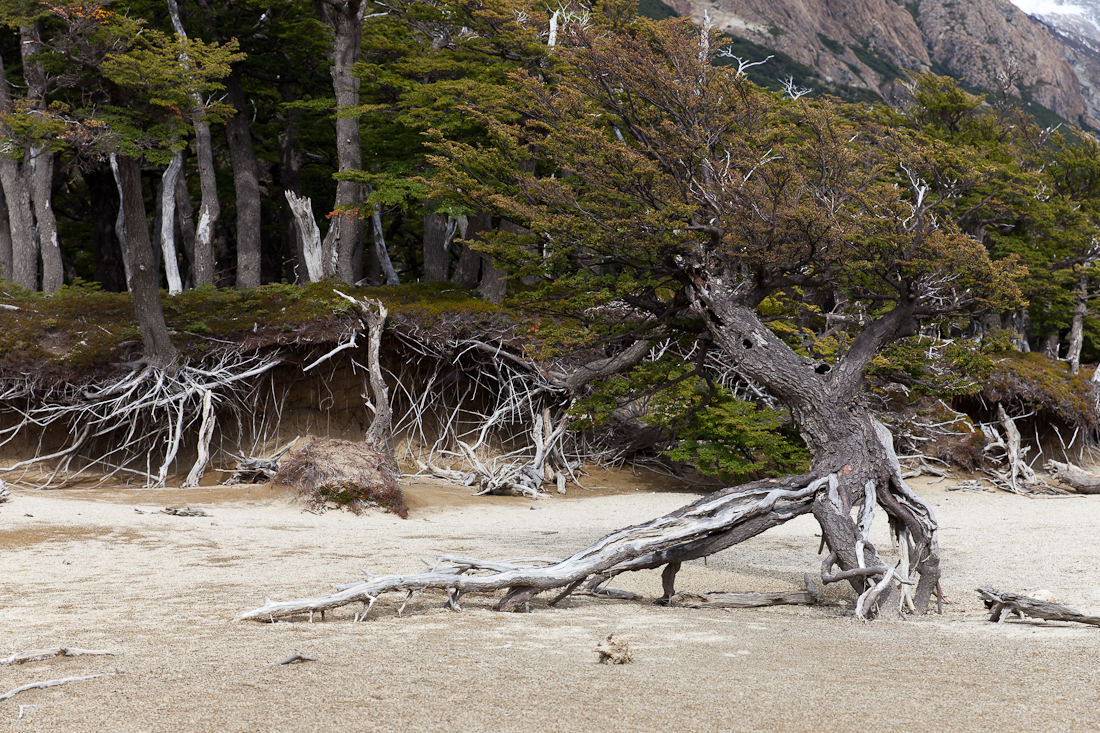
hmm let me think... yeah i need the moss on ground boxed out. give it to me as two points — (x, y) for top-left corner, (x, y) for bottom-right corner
(0, 280), (533, 385)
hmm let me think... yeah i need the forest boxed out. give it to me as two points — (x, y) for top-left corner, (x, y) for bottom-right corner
(3, 0), (1100, 622)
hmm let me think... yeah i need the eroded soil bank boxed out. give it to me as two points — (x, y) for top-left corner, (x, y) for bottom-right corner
(2, 473), (1099, 732)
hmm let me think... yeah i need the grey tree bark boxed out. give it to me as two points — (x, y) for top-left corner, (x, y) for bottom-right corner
(452, 211), (491, 287)
(225, 71), (262, 288)
(174, 160), (197, 287)
(21, 24), (62, 293)
(278, 84), (305, 282)
(158, 151), (184, 295)
(0, 53), (37, 290)
(319, 0), (373, 283)
(423, 211), (451, 282)
(115, 154), (178, 369)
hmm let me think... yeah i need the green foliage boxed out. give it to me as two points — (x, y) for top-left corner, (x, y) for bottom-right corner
(647, 382), (810, 482)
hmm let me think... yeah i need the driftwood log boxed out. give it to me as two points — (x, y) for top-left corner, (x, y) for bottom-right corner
(0, 647), (116, 666)
(0, 673), (119, 703)
(977, 588), (1100, 626)
(1043, 460), (1100, 495)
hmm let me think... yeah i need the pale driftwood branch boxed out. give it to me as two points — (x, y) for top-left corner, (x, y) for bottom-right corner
(248, 650), (318, 674)
(134, 507), (209, 517)
(669, 574), (825, 608)
(0, 673), (118, 702)
(235, 475), (825, 621)
(977, 588), (1100, 627)
(1043, 460), (1100, 495)
(1, 647), (116, 666)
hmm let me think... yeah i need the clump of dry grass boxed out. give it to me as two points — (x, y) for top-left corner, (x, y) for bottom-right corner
(273, 438), (407, 518)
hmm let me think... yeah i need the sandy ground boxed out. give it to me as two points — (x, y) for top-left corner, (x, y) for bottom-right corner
(2, 471), (1099, 732)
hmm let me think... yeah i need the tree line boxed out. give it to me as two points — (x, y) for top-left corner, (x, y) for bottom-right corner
(0, 0), (1098, 371)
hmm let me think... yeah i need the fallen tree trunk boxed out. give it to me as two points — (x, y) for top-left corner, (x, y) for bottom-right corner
(1043, 460), (1100, 495)
(236, 473), (822, 621)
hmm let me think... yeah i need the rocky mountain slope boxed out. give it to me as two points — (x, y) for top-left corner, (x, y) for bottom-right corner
(665, 0), (1099, 128)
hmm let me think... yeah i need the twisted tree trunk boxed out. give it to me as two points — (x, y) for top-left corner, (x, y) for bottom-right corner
(238, 289), (940, 623)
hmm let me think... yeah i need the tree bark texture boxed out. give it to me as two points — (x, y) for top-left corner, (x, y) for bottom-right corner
(115, 155), (177, 369)
(28, 146), (61, 292)
(0, 183), (11, 281)
(174, 160), (196, 287)
(0, 54), (37, 290)
(284, 191), (323, 281)
(321, 0), (365, 283)
(278, 88), (304, 283)
(226, 71), (263, 289)
(423, 211), (450, 282)
(21, 24), (62, 292)
(159, 152), (184, 295)
(452, 212), (491, 287)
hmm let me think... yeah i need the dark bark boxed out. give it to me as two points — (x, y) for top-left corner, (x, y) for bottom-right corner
(115, 155), (177, 369)
(174, 159), (197, 288)
(278, 85), (304, 282)
(226, 71), (263, 289)
(423, 211), (450, 282)
(88, 166), (125, 292)
(0, 182), (10, 281)
(452, 211), (491, 287)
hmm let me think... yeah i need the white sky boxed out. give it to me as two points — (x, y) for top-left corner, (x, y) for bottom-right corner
(1008, 0), (1090, 16)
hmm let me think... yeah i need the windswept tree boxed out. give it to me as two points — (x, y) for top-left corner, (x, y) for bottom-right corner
(241, 19), (1023, 622)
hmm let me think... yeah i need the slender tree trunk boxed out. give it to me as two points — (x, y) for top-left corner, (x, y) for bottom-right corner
(320, 0), (366, 283)
(158, 152), (185, 294)
(1065, 268), (1089, 375)
(167, 0), (217, 287)
(423, 211), (450, 282)
(21, 24), (62, 293)
(452, 211), (491, 287)
(29, 146), (61, 292)
(479, 220), (513, 304)
(0, 183), (11, 281)
(225, 71), (262, 288)
(0, 54), (37, 290)
(115, 154), (177, 369)
(109, 155), (132, 288)
(278, 83), (304, 283)
(174, 158), (196, 288)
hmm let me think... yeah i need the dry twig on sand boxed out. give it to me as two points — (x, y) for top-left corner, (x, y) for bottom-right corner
(248, 650), (318, 674)
(1, 647), (116, 666)
(0, 673), (119, 702)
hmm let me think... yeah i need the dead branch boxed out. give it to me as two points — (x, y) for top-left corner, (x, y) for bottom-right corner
(235, 474), (823, 621)
(0, 673), (119, 703)
(1043, 460), (1100, 495)
(248, 650), (318, 674)
(134, 507), (209, 517)
(0, 647), (116, 666)
(977, 588), (1100, 626)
